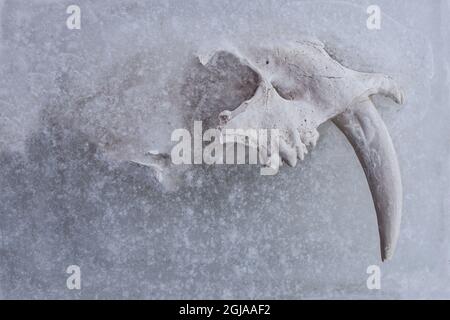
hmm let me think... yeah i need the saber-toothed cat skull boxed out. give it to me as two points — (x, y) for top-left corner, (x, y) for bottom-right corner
(199, 39), (404, 261)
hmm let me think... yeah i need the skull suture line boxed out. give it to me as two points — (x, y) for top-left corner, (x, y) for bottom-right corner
(142, 39), (405, 261)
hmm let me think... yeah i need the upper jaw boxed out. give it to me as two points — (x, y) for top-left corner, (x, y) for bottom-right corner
(215, 83), (321, 168)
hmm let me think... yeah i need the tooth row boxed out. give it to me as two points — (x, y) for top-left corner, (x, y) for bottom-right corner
(278, 128), (320, 167)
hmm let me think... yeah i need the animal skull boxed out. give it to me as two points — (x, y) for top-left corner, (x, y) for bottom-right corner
(199, 39), (404, 261)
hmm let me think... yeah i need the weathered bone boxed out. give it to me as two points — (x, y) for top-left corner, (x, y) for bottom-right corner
(200, 39), (404, 260)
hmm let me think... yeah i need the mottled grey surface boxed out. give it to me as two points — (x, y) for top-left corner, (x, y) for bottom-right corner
(0, 0), (449, 299)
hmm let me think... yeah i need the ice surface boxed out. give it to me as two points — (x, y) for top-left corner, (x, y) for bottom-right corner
(0, 0), (449, 299)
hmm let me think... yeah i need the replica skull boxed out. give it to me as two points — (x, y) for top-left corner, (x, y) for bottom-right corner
(198, 39), (404, 261)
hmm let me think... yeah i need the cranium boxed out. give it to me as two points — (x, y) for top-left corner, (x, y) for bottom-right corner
(199, 39), (404, 261)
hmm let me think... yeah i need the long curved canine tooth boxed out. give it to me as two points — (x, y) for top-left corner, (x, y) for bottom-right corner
(333, 99), (402, 261)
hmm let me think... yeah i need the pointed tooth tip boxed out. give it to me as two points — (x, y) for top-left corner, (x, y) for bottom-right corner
(381, 244), (395, 262)
(381, 254), (392, 263)
(286, 160), (297, 167)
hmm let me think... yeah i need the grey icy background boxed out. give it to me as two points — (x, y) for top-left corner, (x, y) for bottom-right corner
(0, 0), (449, 299)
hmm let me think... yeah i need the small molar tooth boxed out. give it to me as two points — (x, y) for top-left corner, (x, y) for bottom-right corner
(279, 139), (298, 167)
(296, 142), (308, 161)
(303, 129), (320, 148)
